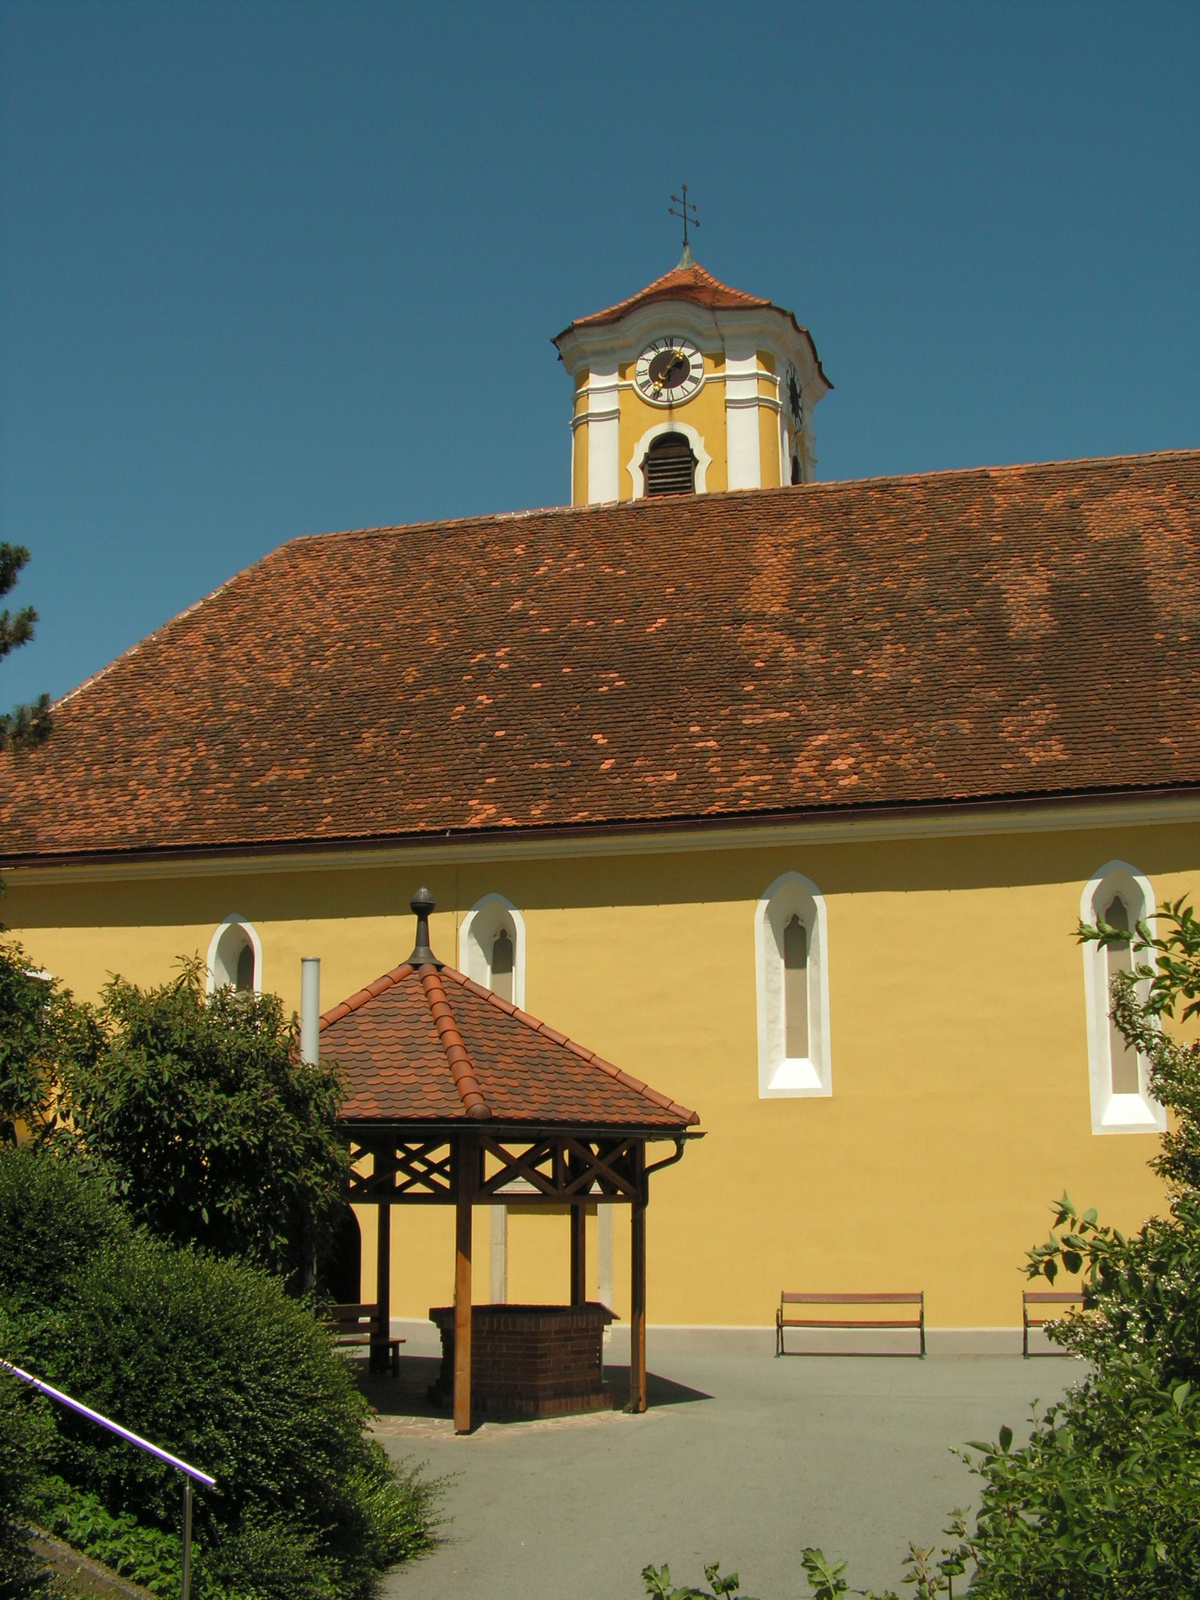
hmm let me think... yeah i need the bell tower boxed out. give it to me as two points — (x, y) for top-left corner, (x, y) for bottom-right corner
(552, 248), (831, 507)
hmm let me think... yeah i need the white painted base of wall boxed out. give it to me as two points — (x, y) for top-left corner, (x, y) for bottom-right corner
(387, 1318), (1079, 1360)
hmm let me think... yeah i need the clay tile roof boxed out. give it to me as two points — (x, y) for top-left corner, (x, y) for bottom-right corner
(557, 257), (774, 334)
(323, 960), (699, 1130)
(2, 449), (1199, 865)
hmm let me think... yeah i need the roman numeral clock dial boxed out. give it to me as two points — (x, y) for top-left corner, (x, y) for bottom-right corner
(634, 337), (703, 405)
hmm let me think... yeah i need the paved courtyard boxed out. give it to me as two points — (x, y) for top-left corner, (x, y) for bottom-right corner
(366, 1342), (1082, 1600)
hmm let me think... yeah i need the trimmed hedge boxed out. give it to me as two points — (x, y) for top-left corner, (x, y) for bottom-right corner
(0, 1149), (440, 1599)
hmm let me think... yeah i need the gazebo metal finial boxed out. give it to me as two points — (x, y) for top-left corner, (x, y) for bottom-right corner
(407, 886), (440, 967)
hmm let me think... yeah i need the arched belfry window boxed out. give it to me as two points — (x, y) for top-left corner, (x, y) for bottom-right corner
(206, 915), (263, 995)
(755, 872), (832, 1098)
(1080, 862), (1165, 1135)
(643, 432), (697, 497)
(460, 894), (526, 1009)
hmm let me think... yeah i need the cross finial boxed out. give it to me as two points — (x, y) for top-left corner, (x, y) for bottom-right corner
(668, 184), (699, 266)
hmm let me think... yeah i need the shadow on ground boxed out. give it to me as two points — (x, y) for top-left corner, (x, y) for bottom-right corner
(356, 1355), (711, 1421)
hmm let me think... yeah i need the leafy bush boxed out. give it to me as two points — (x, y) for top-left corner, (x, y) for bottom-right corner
(37, 1475), (183, 1596)
(0, 1141), (130, 1310)
(56, 959), (347, 1286)
(643, 1562), (757, 1598)
(0, 939), (100, 1146)
(0, 1372), (55, 1597)
(0, 1149), (441, 1599)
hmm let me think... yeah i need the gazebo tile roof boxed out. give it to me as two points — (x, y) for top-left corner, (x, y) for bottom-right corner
(324, 959), (698, 1130)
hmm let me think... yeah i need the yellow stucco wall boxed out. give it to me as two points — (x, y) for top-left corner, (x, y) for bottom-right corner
(616, 360), (729, 499)
(5, 813), (1194, 1330)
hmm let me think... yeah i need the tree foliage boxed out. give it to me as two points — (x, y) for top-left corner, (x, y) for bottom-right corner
(0, 1371), (56, 1598)
(0, 939), (102, 1147)
(56, 957), (348, 1286)
(0, 543), (51, 754)
(0, 1148), (442, 1600)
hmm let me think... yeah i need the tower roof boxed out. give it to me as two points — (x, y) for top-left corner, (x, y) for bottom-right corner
(557, 257), (774, 334)
(552, 255), (831, 388)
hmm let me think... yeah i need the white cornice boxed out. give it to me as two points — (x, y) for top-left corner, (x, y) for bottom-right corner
(5, 794), (1198, 886)
(557, 302), (830, 398)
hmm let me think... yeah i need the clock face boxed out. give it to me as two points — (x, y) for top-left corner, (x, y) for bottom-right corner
(787, 364), (804, 432)
(635, 338), (703, 405)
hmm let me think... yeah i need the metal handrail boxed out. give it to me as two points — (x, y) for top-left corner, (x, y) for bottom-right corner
(1, 1358), (215, 1599)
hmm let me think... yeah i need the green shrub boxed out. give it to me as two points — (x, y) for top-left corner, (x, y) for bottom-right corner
(36, 1475), (183, 1596)
(0, 939), (101, 1146)
(0, 1149), (441, 1599)
(56, 959), (347, 1287)
(0, 1145), (130, 1311)
(0, 1372), (55, 1597)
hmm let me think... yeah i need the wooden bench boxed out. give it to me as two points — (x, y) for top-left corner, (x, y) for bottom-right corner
(776, 1291), (925, 1357)
(327, 1302), (403, 1375)
(1023, 1290), (1085, 1357)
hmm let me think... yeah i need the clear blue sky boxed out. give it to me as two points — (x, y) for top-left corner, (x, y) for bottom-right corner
(2, 0), (1197, 708)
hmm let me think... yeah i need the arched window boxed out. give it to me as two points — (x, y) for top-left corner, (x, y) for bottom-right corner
(791, 454), (802, 485)
(459, 894), (526, 1009)
(755, 872), (832, 1098)
(643, 432), (697, 497)
(206, 915), (263, 995)
(1080, 862), (1165, 1134)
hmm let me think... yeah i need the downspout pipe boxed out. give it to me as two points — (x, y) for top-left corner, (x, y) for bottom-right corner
(301, 957), (320, 1065)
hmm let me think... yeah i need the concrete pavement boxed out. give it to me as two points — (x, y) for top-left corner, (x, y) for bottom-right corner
(367, 1340), (1081, 1600)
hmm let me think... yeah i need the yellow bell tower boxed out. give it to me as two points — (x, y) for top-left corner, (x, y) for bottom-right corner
(553, 246), (831, 506)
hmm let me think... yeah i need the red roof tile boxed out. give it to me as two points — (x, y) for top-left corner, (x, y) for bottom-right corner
(323, 959), (699, 1130)
(2, 451), (1199, 864)
(552, 257), (831, 386)
(559, 259), (773, 331)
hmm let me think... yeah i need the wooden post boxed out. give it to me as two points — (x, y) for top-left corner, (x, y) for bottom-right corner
(628, 1149), (647, 1413)
(570, 1204), (587, 1306)
(453, 1135), (475, 1434)
(374, 1152), (392, 1376)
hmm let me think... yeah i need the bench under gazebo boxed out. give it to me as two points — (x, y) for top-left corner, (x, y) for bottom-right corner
(320, 889), (701, 1433)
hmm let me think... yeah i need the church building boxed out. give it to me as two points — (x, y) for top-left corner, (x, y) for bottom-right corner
(2, 248), (1198, 1351)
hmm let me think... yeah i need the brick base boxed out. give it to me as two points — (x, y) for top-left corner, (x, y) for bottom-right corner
(428, 1302), (615, 1418)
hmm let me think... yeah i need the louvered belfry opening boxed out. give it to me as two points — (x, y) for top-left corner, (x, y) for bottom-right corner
(644, 432), (697, 497)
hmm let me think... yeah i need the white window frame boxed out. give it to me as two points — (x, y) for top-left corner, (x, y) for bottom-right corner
(459, 893), (526, 1009)
(206, 914), (263, 995)
(1080, 861), (1165, 1135)
(755, 871), (832, 1098)
(625, 419), (712, 499)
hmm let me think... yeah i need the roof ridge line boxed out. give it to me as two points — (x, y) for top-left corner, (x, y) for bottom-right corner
(273, 447), (1200, 555)
(439, 966), (699, 1125)
(320, 961), (414, 1028)
(419, 963), (491, 1119)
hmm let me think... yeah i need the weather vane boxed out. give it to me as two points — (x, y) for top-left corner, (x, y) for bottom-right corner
(669, 184), (699, 251)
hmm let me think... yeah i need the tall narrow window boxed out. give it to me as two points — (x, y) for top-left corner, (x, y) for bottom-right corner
(206, 915), (262, 995)
(491, 927), (515, 1003)
(1080, 862), (1164, 1135)
(755, 872), (832, 1098)
(643, 432), (697, 497)
(460, 894), (526, 1009)
(783, 914), (808, 1059)
(1103, 896), (1139, 1095)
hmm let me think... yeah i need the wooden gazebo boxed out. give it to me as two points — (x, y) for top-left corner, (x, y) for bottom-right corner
(322, 889), (701, 1433)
